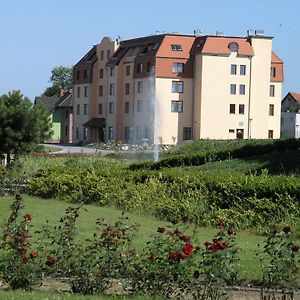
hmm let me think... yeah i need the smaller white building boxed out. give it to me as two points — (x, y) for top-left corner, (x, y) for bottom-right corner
(281, 92), (300, 138)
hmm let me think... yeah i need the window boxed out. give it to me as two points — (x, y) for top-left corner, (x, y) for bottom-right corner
(98, 85), (103, 97)
(183, 127), (192, 140)
(100, 50), (104, 60)
(83, 70), (88, 79)
(231, 64), (237, 75)
(125, 83), (130, 95)
(83, 128), (87, 140)
(230, 84), (236, 95)
(125, 65), (130, 76)
(239, 104), (245, 114)
(84, 104), (88, 115)
(268, 130), (274, 139)
(107, 50), (110, 59)
(99, 68), (104, 78)
(109, 84), (115, 96)
(77, 86), (80, 97)
(171, 100), (183, 113)
(228, 42), (238, 52)
(137, 100), (143, 112)
(137, 81), (143, 93)
(173, 63), (184, 73)
(239, 84), (245, 95)
(240, 65), (246, 75)
(76, 127), (79, 139)
(145, 126), (150, 139)
(124, 102), (129, 113)
(171, 44), (182, 51)
(229, 104), (235, 114)
(137, 63), (143, 73)
(84, 86), (88, 97)
(147, 62), (151, 72)
(109, 102), (114, 113)
(76, 104), (80, 115)
(146, 101), (151, 112)
(110, 66), (115, 76)
(269, 104), (274, 116)
(271, 67), (276, 77)
(172, 81), (184, 93)
(98, 103), (102, 115)
(76, 70), (80, 80)
(108, 127), (113, 139)
(135, 127), (141, 140)
(229, 129), (235, 133)
(124, 127), (131, 141)
(270, 85), (275, 97)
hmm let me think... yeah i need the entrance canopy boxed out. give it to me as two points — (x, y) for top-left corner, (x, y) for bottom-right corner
(83, 118), (105, 128)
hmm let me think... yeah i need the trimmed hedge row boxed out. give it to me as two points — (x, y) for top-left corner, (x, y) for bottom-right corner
(129, 138), (300, 170)
(27, 164), (300, 229)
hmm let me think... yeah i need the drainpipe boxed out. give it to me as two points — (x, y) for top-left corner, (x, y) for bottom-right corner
(105, 65), (109, 142)
(247, 55), (253, 139)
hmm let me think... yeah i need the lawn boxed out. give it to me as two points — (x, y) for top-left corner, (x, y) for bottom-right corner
(0, 195), (264, 283)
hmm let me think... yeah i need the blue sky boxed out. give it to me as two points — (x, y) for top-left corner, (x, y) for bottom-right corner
(0, 0), (299, 100)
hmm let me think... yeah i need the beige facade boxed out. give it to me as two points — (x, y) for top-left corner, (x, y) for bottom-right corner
(73, 31), (283, 145)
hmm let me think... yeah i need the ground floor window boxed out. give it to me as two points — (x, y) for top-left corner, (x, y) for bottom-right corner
(183, 127), (192, 140)
(268, 130), (274, 139)
(108, 127), (113, 139)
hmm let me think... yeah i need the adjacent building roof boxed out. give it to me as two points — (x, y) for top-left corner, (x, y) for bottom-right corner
(107, 34), (165, 66)
(271, 52), (283, 63)
(56, 92), (73, 108)
(34, 91), (73, 113)
(289, 93), (300, 103)
(34, 96), (60, 113)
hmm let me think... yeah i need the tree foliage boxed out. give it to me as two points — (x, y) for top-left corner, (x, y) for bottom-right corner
(0, 90), (52, 162)
(44, 66), (73, 97)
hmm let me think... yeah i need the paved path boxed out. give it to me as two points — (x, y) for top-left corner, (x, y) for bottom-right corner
(43, 144), (113, 155)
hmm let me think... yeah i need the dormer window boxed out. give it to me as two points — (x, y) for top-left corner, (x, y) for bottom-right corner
(228, 42), (239, 52)
(171, 44), (182, 51)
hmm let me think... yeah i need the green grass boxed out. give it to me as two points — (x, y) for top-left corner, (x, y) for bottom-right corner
(0, 195), (264, 282)
(0, 290), (160, 300)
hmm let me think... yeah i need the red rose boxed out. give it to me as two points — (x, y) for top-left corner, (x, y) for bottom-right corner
(169, 251), (180, 261)
(30, 251), (38, 259)
(19, 247), (27, 255)
(217, 220), (225, 228)
(171, 219), (178, 225)
(181, 214), (189, 223)
(291, 244), (300, 252)
(24, 214), (32, 222)
(22, 256), (29, 264)
(149, 253), (156, 260)
(216, 240), (228, 250)
(45, 256), (56, 267)
(210, 244), (219, 253)
(179, 253), (187, 260)
(183, 243), (193, 256)
(174, 229), (182, 236)
(157, 227), (166, 233)
(180, 235), (191, 242)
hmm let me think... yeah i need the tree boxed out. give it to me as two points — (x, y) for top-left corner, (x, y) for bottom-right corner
(0, 90), (52, 163)
(43, 66), (73, 97)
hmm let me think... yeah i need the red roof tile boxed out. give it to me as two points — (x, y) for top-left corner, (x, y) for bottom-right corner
(199, 36), (254, 56)
(291, 93), (300, 103)
(271, 52), (283, 63)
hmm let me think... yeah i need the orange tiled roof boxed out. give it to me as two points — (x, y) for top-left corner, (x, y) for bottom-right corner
(271, 52), (283, 63)
(290, 93), (300, 103)
(199, 36), (254, 56)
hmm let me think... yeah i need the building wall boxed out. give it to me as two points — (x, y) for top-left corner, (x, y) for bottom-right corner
(73, 83), (91, 142)
(281, 112), (300, 138)
(155, 78), (193, 144)
(194, 53), (251, 139)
